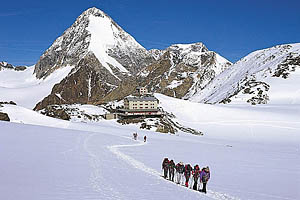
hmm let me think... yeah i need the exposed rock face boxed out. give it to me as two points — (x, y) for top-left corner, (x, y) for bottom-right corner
(14, 66), (27, 71)
(38, 104), (105, 121)
(104, 43), (230, 99)
(0, 62), (13, 70)
(34, 53), (121, 110)
(191, 43), (300, 104)
(0, 101), (17, 105)
(39, 106), (70, 120)
(33, 10), (91, 79)
(140, 43), (231, 98)
(0, 112), (10, 121)
(273, 54), (300, 79)
(117, 114), (202, 135)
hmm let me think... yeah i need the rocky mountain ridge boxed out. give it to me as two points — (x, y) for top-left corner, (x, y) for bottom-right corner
(140, 43), (232, 99)
(189, 43), (300, 104)
(0, 61), (27, 71)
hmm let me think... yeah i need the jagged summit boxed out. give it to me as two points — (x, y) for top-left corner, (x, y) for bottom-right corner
(82, 7), (106, 15)
(168, 42), (208, 51)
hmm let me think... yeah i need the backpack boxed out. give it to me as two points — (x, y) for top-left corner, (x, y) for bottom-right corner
(185, 164), (191, 175)
(202, 172), (209, 182)
(177, 164), (184, 173)
(163, 159), (169, 168)
(193, 166), (200, 178)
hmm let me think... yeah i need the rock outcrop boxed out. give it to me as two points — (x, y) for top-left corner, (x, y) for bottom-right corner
(0, 112), (10, 121)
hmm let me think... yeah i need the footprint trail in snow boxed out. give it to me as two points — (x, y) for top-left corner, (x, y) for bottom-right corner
(107, 138), (240, 200)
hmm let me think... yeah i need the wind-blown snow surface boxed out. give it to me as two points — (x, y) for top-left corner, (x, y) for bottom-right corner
(0, 66), (73, 108)
(1, 94), (299, 200)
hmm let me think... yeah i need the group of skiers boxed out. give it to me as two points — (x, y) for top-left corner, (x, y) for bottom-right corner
(132, 132), (147, 142)
(162, 158), (210, 193)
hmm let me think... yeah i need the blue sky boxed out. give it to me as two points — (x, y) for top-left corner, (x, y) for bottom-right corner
(1, 0), (299, 66)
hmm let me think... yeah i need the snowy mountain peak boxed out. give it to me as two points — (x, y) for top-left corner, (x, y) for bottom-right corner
(34, 7), (154, 79)
(82, 7), (106, 16)
(31, 7), (158, 109)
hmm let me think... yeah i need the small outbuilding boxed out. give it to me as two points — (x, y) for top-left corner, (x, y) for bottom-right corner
(135, 86), (149, 96)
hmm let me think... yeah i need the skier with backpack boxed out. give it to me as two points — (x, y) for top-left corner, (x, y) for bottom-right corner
(184, 164), (192, 187)
(192, 164), (201, 190)
(168, 160), (175, 182)
(175, 161), (185, 185)
(162, 158), (169, 179)
(199, 166), (210, 193)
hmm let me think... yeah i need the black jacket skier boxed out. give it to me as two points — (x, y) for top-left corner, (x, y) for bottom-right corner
(168, 160), (175, 181)
(162, 158), (169, 179)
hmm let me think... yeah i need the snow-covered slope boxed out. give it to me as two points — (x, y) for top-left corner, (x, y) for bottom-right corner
(190, 43), (300, 104)
(0, 66), (73, 108)
(155, 93), (300, 142)
(1, 93), (299, 200)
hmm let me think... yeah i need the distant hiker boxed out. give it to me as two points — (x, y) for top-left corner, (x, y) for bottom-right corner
(144, 135), (147, 142)
(168, 160), (175, 181)
(162, 158), (169, 179)
(199, 166), (210, 193)
(192, 164), (201, 190)
(184, 164), (192, 187)
(175, 161), (185, 185)
(133, 132), (138, 140)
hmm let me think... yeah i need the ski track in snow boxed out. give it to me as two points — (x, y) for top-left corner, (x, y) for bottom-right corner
(107, 136), (240, 200)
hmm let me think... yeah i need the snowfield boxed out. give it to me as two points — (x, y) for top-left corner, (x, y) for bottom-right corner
(1, 93), (299, 200)
(0, 66), (73, 109)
